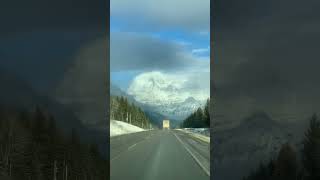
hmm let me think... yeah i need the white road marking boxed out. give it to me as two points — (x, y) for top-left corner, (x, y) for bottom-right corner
(172, 131), (210, 176)
(110, 153), (122, 162)
(110, 134), (154, 162)
(128, 143), (137, 150)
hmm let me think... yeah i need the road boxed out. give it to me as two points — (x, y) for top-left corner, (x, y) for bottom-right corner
(110, 129), (210, 180)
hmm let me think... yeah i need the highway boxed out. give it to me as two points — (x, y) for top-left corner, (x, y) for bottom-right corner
(110, 129), (210, 180)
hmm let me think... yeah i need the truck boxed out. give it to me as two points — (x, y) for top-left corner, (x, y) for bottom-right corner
(162, 120), (170, 129)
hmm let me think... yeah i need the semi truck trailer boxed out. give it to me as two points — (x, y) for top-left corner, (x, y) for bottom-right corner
(163, 120), (170, 129)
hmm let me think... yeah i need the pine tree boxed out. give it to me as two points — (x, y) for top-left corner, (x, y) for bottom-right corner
(204, 99), (210, 127)
(273, 143), (298, 180)
(0, 107), (108, 180)
(302, 114), (320, 180)
(195, 108), (203, 128)
(180, 99), (212, 128)
(110, 96), (152, 129)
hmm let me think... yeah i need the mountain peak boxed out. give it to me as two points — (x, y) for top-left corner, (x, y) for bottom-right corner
(240, 111), (277, 130)
(123, 71), (209, 119)
(110, 83), (127, 97)
(184, 96), (197, 103)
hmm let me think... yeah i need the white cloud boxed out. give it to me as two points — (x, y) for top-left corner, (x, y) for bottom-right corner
(127, 71), (210, 105)
(174, 40), (192, 47)
(192, 46), (210, 55)
(199, 31), (210, 36)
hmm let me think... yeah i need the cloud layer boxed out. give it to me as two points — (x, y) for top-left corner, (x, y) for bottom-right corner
(0, 0), (106, 93)
(111, 0), (209, 31)
(0, 0), (106, 36)
(111, 32), (209, 73)
(213, 0), (320, 122)
(111, 0), (210, 107)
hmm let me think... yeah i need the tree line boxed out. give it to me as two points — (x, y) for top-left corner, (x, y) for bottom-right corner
(0, 106), (108, 180)
(181, 98), (210, 128)
(110, 96), (152, 129)
(242, 114), (320, 180)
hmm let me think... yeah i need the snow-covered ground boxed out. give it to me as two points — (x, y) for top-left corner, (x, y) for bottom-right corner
(184, 128), (210, 137)
(178, 128), (210, 143)
(110, 120), (145, 137)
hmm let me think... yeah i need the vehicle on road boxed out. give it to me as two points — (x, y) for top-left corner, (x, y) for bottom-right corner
(163, 120), (170, 129)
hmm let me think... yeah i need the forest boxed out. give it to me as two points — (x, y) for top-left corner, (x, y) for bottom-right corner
(181, 98), (210, 128)
(0, 106), (108, 180)
(110, 96), (152, 129)
(243, 114), (320, 180)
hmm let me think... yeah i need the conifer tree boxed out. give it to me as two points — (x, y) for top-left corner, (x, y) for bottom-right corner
(110, 96), (152, 129)
(0, 107), (108, 180)
(273, 143), (298, 180)
(302, 114), (320, 180)
(204, 99), (210, 127)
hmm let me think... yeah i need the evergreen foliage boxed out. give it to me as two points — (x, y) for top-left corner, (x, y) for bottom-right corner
(0, 106), (108, 180)
(242, 113), (320, 180)
(302, 114), (320, 180)
(182, 98), (210, 128)
(273, 143), (298, 180)
(110, 96), (152, 129)
(242, 160), (274, 180)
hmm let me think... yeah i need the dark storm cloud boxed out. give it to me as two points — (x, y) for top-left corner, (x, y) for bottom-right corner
(0, 0), (106, 35)
(0, 0), (107, 93)
(0, 31), (98, 92)
(213, 0), (320, 122)
(110, 32), (207, 72)
(0, 0), (108, 126)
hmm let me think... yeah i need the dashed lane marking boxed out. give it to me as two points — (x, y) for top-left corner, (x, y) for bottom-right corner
(128, 143), (137, 150)
(110, 133), (155, 162)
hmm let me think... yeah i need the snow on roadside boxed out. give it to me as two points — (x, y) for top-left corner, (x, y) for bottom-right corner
(177, 128), (210, 143)
(110, 120), (145, 137)
(184, 128), (210, 137)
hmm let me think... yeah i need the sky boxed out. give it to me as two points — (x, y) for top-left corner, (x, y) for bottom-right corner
(0, 0), (108, 126)
(110, 0), (210, 102)
(0, 0), (106, 93)
(213, 0), (320, 123)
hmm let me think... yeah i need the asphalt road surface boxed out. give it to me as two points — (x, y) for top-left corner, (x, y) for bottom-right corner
(110, 129), (210, 180)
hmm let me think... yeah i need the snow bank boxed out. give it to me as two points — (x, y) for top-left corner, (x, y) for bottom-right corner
(110, 120), (145, 137)
(178, 128), (210, 143)
(184, 128), (210, 137)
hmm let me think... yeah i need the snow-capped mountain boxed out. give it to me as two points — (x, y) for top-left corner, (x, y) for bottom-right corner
(141, 96), (205, 120)
(126, 72), (208, 120)
(213, 112), (305, 180)
(110, 83), (205, 125)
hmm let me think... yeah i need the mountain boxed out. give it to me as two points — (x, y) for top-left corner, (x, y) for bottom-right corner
(124, 72), (208, 120)
(213, 111), (304, 180)
(144, 110), (166, 127)
(110, 82), (204, 124)
(110, 83), (140, 104)
(110, 83), (128, 97)
(53, 55), (107, 128)
(141, 97), (205, 120)
(144, 109), (180, 128)
(0, 69), (107, 156)
(110, 84), (163, 127)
